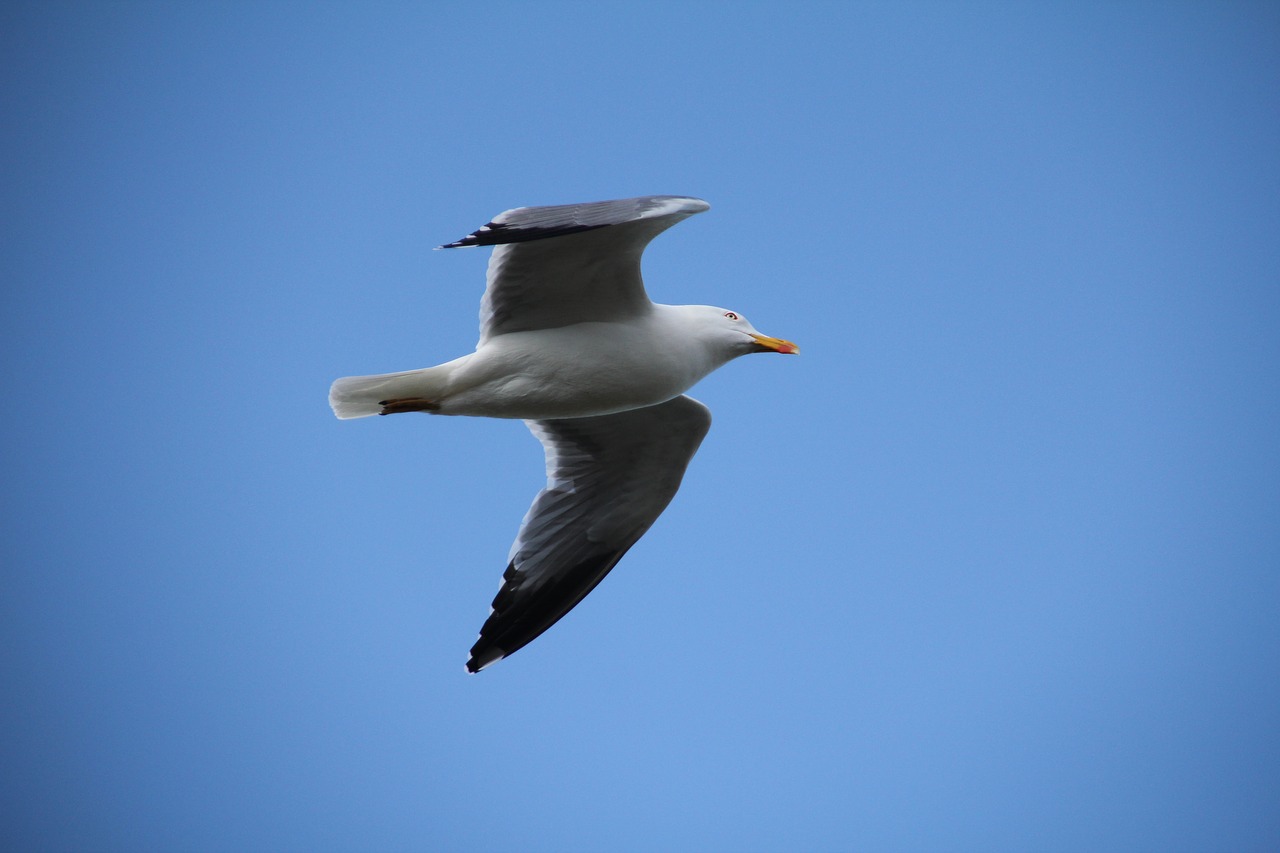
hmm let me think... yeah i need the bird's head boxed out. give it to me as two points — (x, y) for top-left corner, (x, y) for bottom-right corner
(691, 304), (799, 356)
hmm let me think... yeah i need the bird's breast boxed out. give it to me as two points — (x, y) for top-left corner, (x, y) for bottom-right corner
(438, 322), (712, 419)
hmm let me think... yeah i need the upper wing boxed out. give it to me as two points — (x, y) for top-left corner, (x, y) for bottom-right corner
(439, 195), (710, 342)
(466, 395), (713, 672)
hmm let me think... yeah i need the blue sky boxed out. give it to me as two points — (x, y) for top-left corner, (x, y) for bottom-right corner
(3, 2), (1278, 850)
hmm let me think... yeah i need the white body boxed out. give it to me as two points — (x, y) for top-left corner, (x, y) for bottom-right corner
(330, 303), (746, 421)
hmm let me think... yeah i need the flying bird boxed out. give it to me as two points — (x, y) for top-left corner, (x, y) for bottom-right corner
(329, 195), (798, 672)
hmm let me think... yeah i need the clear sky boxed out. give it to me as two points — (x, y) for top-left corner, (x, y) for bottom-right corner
(3, 2), (1278, 851)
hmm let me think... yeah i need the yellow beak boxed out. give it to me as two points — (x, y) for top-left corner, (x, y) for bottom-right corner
(750, 333), (800, 355)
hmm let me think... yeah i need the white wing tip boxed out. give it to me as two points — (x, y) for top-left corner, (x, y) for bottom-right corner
(661, 196), (711, 215)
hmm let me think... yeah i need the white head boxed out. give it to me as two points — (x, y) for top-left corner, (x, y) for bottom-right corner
(682, 304), (800, 357)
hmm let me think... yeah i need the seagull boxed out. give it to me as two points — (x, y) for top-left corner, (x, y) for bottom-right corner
(329, 195), (798, 672)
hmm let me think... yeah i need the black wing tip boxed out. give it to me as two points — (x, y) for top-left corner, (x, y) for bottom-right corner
(465, 645), (505, 673)
(437, 226), (492, 249)
(464, 551), (628, 672)
(438, 221), (609, 249)
(437, 221), (497, 249)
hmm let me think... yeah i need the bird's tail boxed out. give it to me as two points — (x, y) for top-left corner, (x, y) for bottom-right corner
(329, 367), (448, 419)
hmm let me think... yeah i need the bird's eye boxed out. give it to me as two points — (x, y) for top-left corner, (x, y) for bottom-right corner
(724, 311), (739, 321)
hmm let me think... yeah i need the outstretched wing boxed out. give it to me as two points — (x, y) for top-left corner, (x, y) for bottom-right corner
(467, 395), (713, 672)
(439, 195), (710, 342)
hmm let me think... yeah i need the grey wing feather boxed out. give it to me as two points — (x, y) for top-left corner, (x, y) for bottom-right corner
(440, 195), (710, 341)
(439, 195), (709, 248)
(466, 395), (713, 672)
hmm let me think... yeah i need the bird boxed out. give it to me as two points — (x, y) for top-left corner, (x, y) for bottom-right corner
(329, 195), (798, 672)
